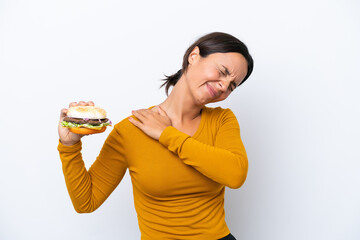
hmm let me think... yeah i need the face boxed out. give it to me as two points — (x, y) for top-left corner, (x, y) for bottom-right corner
(184, 47), (248, 106)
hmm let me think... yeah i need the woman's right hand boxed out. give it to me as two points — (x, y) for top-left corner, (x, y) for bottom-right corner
(58, 101), (95, 146)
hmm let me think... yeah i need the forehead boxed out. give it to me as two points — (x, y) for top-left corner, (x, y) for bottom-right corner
(207, 52), (248, 83)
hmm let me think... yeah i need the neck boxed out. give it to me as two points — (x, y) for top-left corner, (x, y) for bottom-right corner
(159, 76), (203, 124)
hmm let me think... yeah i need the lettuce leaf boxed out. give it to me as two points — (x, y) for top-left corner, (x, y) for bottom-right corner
(61, 121), (111, 130)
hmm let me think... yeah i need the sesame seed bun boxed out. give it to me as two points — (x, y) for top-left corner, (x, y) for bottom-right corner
(67, 106), (107, 119)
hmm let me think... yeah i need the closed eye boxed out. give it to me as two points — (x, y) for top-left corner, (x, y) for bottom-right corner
(221, 65), (231, 76)
(219, 65), (230, 77)
(219, 69), (226, 76)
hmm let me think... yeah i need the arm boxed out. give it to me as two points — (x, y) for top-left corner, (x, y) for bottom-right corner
(159, 109), (248, 189)
(58, 125), (128, 213)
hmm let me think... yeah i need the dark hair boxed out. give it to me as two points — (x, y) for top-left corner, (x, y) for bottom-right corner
(161, 32), (254, 95)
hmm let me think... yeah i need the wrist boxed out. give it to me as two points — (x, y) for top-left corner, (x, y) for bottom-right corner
(60, 139), (80, 146)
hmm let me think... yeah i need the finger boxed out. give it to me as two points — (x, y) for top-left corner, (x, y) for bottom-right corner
(151, 106), (159, 113)
(60, 108), (68, 121)
(69, 102), (77, 107)
(87, 101), (95, 106)
(131, 111), (143, 123)
(128, 116), (144, 128)
(142, 109), (156, 116)
(150, 106), (159, 113)
(132, 109), (148, 122)
(78, 101), (86, 106)
(157, 106), (168, 116)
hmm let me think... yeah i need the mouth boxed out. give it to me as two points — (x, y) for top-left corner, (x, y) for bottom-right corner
(206, 83), (217, 98)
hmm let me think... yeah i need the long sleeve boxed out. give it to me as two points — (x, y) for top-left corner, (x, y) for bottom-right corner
(158, 108), (248, 189)
(57, 124), (128, 213)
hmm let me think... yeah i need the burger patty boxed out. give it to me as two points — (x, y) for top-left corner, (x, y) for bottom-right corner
(63, 117), (109, 126)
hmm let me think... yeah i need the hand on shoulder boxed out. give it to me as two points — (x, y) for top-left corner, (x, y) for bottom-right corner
(128, 106), (172, 140)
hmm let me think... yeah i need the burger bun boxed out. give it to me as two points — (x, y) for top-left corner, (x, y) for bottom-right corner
(67, 106), (107, 119)
(69, 127), (107, 135)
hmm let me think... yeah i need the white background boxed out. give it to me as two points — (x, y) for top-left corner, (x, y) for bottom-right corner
(1, 0), (359, 239)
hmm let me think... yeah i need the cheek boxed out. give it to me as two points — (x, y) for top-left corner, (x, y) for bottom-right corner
(196, 61), (218, 80)
(187, 63), (218, 84)
(205, 67), (218, 79)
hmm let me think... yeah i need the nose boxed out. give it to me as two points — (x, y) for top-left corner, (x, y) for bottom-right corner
(217, 79), (230, 92)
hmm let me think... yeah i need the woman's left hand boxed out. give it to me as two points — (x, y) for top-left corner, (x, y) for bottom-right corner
(129, 106), (172, 140)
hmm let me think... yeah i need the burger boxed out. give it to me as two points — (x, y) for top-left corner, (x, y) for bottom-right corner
(61, 106), (112, 134)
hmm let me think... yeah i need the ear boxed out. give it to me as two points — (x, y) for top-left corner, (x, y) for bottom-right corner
(188, 46), (200, 65)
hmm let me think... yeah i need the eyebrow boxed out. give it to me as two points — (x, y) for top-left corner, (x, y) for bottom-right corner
(222, 64), (241, 86)
(221, 65), (231, 75)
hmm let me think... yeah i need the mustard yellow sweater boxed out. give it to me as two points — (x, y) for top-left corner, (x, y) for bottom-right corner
(58, 106), (248, 240)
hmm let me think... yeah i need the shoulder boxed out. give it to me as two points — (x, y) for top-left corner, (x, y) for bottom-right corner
(202, 106), (239, 132)
(112, 106), (154, 135)
(203, 106), (237, 121)
(112, 116), (136, 135)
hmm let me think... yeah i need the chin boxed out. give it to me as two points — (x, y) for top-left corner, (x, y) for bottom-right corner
(194, 97), (209, 106)
(208, 97), (225, 104)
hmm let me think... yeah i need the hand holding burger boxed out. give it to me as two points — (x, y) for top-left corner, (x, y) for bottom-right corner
(58, 101), (111, 146)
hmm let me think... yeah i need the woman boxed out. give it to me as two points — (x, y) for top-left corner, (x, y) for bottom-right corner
(58, 32), (254, 240)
